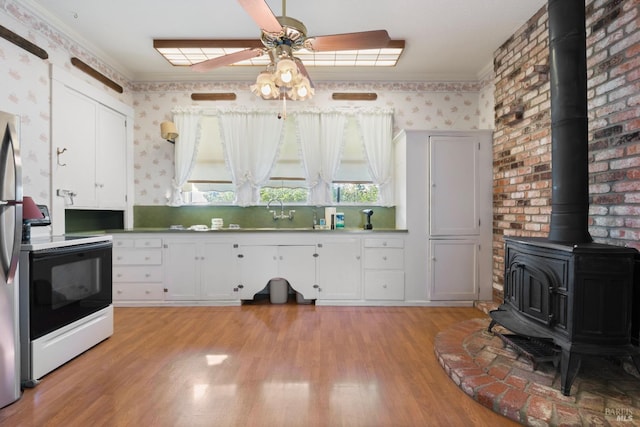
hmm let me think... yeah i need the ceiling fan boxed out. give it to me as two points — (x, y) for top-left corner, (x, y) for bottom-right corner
(190, 0), (391, 100)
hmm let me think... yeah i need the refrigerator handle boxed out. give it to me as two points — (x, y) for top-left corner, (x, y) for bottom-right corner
(0, 119), (23, 285)
(4, 203), (22, 285)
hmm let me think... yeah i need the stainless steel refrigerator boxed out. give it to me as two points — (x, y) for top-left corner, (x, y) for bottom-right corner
(0, 111), (22, 408)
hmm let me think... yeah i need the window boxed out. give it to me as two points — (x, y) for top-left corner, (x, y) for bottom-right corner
(180, 112), (389, 206)
(332, 117), (376, 204)
(181, 116), (234, 204)
(260, 118), (309, 204)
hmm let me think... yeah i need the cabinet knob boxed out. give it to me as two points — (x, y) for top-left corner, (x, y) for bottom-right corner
(382, 256), (387, 261)
(117, 290), (122, 294)
(145, 274), (150, 278)
(145, 290), (151, 294)
(383, 241), (387, 246)
(238, 254), (244, 258)
(383, 284), (387, 289)
(313, 284), (319, 289)
(238, 284), (244, 289)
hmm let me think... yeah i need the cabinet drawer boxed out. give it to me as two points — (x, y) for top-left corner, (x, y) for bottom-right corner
(363, 238), (404, 248)
(113, 249), (162, 265)
(135, 238), (162, 248)
(113, 283), (164, 301)
(113, 238), (134, 248)
(364, 248), (404, 269)
(113, 266), (162, 282)
(364, 271), (405, 300)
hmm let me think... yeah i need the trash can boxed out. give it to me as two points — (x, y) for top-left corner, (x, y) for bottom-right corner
(269, 278), (288, 304)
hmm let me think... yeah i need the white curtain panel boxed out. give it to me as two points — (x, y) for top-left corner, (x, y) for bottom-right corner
(168, 110), (202, 206)
(357, 111), (394, 206)
(295, 111), (346, 205)
(218, 111), (284, 206)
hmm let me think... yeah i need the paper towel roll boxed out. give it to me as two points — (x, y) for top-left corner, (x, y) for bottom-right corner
(325, 207), (336, 229)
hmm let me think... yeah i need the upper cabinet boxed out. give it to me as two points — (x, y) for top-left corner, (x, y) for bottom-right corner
(429, 135), (480, 236)
(53, 85), (127, 209)
(50, 66), (134, 234)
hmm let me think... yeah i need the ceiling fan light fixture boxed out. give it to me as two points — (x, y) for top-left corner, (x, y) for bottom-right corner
(291, 76), (314, 101)
(274, 58), (298, 87)
(251, 71), (280, 99)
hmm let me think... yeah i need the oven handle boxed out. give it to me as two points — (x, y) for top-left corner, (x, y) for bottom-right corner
(31, 240), (113, 257)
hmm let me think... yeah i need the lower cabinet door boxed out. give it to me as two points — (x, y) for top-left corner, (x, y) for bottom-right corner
(317, 238), (361, 300)
(430, 239), (479, 300)
(236, 245), (278, 300)
(277, 245), (317, 300)
(164, 241), (199, 300)
(199, 241), (238, 300)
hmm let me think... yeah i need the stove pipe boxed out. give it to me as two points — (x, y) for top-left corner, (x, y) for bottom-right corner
(547, 0), (592, 243)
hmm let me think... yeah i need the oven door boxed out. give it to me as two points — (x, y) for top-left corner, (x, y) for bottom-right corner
(28, 241), (112, 339)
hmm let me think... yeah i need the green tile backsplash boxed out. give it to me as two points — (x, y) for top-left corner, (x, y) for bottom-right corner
(133, 205), (396, 230)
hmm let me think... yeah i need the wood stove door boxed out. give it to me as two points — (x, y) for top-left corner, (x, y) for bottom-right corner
(521, 264), (554, 326)
(505, 256), (560, 327)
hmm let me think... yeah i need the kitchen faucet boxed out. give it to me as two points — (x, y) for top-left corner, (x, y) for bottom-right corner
(267, 198), (295, 220)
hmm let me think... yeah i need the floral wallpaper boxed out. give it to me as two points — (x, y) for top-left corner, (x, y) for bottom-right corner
(0, 0), (131, 208)
(1, 0), (495, 208)
(132, 81), (491, 205)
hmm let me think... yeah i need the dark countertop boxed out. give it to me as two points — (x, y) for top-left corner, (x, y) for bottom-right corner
(107, 227), (408, 234)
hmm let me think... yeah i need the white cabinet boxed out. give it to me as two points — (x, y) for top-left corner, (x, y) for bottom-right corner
(429, 136), (480, 236)
(316, 238), (361, 300)
(401, 130), (492, 303)
(236, 245), (317, 300)
(52, 81), (127, 209)
(113, 236), (164, 303)
(163, 239), (237, 301)
(363, 238), (405, 301)
(429, 239), (479, 300)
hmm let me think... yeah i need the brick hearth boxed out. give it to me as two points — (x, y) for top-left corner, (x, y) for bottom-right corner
(435, 317), (640, 426)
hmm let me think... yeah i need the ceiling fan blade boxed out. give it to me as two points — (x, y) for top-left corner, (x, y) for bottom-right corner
(237, 0), (282, 34)
(191, 48), (263, 72)
(306, 30), (390, 52)
(294, 58), (314, 87)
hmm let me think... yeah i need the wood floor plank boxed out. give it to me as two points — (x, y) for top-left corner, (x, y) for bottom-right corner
(0, 305), (517, 426)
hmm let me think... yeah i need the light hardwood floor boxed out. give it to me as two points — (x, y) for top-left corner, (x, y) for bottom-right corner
(0, 302), (517, 426)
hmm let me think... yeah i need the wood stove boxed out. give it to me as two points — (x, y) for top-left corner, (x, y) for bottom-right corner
(489, 0), (640, 396)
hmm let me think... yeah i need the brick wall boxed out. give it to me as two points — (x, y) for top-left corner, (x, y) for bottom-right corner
(491, 0), (640, 302)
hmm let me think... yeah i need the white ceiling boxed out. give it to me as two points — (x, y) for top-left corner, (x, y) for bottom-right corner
(24, 0), (546, 83)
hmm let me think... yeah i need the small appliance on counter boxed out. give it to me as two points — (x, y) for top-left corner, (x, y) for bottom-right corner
(362, 209), (374, 230)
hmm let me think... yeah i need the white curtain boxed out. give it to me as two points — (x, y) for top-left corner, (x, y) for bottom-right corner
(218, 111), (284, 206)
(168, 110), (201, 206)
(357, 111), (394, 206)
(295, 111), (346, 205)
